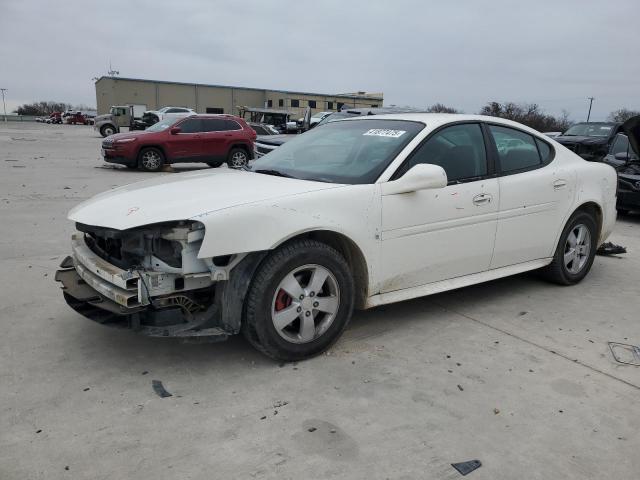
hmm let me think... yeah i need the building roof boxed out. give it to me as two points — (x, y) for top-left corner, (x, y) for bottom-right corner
(95, 76), (383, 101)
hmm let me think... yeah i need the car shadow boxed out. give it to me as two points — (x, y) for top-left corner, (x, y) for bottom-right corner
(69, 272), (545, 372)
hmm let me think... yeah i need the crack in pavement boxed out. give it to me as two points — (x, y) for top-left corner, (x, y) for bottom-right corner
(435, 302), (640, 391)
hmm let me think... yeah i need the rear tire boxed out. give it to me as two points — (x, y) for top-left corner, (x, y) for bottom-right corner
(227, 147), (249, 169)
(138, 148), (164, 172)
(242, 239), (355, 361)
(207, 161), (223, 168)
(540, 211), (597, 285)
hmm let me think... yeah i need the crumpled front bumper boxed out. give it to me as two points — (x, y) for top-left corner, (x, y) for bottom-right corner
(55, 233), (229, 340)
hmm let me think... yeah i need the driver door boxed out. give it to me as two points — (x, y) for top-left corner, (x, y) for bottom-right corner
(166, 118), (203, 162)
(379, 123), (499, 292)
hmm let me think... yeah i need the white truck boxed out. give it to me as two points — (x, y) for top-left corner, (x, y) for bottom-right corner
(94, 104), (148, 137)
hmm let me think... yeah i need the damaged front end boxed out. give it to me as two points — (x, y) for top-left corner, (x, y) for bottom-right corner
(55, 221), (254, 340)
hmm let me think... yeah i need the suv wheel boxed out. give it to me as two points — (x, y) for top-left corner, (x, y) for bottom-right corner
(227, 148), (249, 169)
(243, 239), (355, 361)
(541, 211), (597, 285)
(138, 148), (164, 172)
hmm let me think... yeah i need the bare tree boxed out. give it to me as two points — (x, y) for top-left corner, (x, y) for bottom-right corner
(14, 101), (73, 116)
(426, 103), (459, 114)
(479, 101), (571, 132)
(608, 108), (640, 123)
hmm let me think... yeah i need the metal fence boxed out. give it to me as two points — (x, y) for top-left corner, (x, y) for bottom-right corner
(1, 115), (39, 122)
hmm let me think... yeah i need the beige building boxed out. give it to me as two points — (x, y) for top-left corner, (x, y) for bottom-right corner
(95, 76), (383, 118)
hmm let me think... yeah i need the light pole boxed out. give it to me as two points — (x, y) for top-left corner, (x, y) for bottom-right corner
(586, 97), (595, 122)
(0, 88), (7, 122)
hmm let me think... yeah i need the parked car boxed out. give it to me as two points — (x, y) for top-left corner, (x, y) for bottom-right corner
(142, 107), (196, 126)
(46, 112), (62, 124)
(554, 122), (624, 161)
(308, 111), (332, 127)
(100, 114), (256, 171)
(602, 116), (640, 214)
(248, 122), (280, 136)
(95, 105), (148, 137)
(56, 113), (616, 361)
(254, 107), (426, 157)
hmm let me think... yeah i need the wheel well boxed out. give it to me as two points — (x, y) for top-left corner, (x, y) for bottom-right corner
(282, 231), (369, 309)
(137, 145), (166, 160)
(574, 202), (603, 239)
(230, 143), (252, 158)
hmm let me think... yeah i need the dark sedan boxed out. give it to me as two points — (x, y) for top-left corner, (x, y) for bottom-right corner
(555, 122), (623, 162)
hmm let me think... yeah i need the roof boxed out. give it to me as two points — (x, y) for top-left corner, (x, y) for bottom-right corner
(95, 76), (383, 101)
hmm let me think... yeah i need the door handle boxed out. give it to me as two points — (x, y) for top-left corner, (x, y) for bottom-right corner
(472, 193), (492, 206)
(553, 179), (567, 189)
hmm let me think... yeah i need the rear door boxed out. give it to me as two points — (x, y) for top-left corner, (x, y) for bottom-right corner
(201, 118), (231, 162)
(165, 118), (203, 162)
(487, 124), (575, 268)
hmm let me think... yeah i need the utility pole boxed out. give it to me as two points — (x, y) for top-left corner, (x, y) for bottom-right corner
(586, 97), (595, 122)
(0, 88), (7, 122)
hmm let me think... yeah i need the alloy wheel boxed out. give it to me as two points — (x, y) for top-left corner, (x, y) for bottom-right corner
(564, 224), (591, 274)
(271, 264), (340, 344)
(230, 151), (248, 168)
(141, 150), (161, 170)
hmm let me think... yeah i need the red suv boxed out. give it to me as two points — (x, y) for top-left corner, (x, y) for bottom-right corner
(101, 114), (257, 171)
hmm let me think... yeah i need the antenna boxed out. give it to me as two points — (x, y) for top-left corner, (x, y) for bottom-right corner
(107, 60), (120, 77)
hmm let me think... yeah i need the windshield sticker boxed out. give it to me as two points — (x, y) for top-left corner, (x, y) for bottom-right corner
(363, 129), (406, 138)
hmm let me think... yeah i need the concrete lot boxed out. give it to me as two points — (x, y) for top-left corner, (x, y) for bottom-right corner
(1, 123), (639, 479)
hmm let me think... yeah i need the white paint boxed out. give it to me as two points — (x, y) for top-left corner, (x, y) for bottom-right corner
(68, 113), (617, 308)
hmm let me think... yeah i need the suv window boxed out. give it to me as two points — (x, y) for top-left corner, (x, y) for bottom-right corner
(489, 125), (542, 172)
(179, 118), (202, 133)
(202, 119), (242, 132)
(224, 120), (242, 131)
(398, 123), (487, 183)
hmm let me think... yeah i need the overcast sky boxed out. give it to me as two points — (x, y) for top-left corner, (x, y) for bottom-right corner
(1, 0), (638, 121)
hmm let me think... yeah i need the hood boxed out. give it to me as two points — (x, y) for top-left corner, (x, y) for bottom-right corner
(555, 135), (608, 145)
(104, 130), (152, 141)
(95, 113), (111, 121)
(256, 134), (296, 146)
(622, 115), (640, 158)
(68, 168), (342, 230)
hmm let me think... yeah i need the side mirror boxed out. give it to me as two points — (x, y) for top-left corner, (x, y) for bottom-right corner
(170, 127), (181, 135)
(614, 152), (630, 161)
(381, 164), (448, 195)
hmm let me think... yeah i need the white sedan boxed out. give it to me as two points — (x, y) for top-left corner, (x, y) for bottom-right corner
(56, 114), (617, 361)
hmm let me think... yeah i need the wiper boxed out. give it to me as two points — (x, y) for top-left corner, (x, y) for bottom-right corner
(253, 168), (296, 179)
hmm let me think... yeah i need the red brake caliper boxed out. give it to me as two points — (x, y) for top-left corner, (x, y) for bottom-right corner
(274, 289), (292, 312)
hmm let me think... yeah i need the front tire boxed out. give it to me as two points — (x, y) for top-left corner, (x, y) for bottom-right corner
(207, 161), (223, 168)
(541, 211), (597, 285)
(138, 147), (164, 172)
(243, 239), (355, 361)
(100, 125), (116, 137)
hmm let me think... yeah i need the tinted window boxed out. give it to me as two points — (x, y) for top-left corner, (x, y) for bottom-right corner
(166, 108), (180, 113)
(252, 125), (267, 135)
(224, 120), (241, 130)
(400, 123), (487, 182)
(489, 125), (541, 172)
(291, 99), (300, 108)
(308, 100), (317, 108)
(179, 118), (202, 133)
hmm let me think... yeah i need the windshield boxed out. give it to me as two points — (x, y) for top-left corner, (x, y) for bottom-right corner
(563, 123), (613, 137)
(146, 117), (180, 132)
(251, 119), (424, 184)
(315, 111), (361, 127)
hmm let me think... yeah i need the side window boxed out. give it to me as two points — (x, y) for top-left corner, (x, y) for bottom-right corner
(179, 118), (202, 133)
(223, 120), (241, 131)
(291, 99), (300, 108)
(267, 100), (273, 108)
(252, 125), (267, 135)
(308, 100), (317, 108)
(611, 134), (629, 155)
(202, 119), (225, 132)
(400, 123), (487, 183)
(327, 101), (334, 110)
(278, 99), (284, 107)
(489, 125), (541, 173)
(535, 138), (553, 164)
